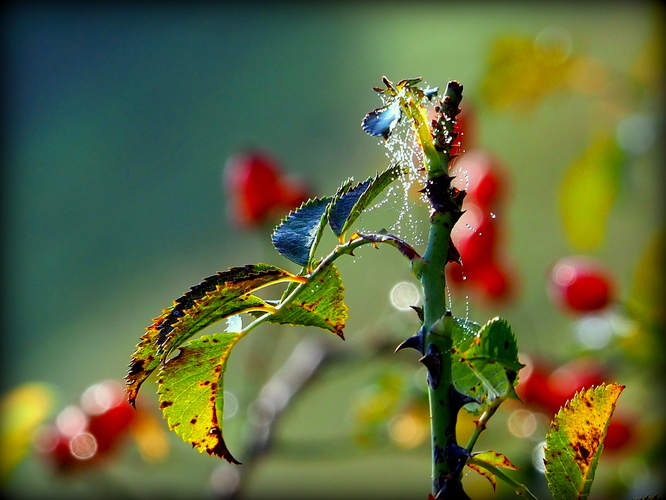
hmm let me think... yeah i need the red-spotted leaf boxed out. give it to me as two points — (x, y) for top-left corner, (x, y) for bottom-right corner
(266, 262), (348, 338)
(544, 383), (625, 500)
(157, 332), (241, 464)
(126, 264), (299, 405)
(467, 450), (521, 491)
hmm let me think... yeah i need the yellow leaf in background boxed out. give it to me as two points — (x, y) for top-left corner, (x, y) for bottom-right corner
(479, 34), (575, 112)
(130, 408), (170, 463)
(544, 383), (624, 500)
(622, 227), (665, 361)
(1, 383), (56, 482)
(630, 23), (664, 90)
(628, 226), (665, 326)
(559, 133), (624, 250)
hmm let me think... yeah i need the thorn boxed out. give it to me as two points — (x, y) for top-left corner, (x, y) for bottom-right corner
(451, 207), (465, 224)
(447, 238), (461, 264)
(395, 333), (423, 354)
(445, 441), (471, 475)
(410, 305), (424, 322)
(450, 384), (479, 410)
(420, 344), (442, 388)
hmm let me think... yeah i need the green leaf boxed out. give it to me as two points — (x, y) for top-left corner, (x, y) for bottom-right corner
(272, 197), (332, 268)
(451, 317), (524, 412)
(544, 383), (625, 500)
(559, 133), (624, 250)
(267, 262), (348, 338)
(126, 264), (298, 405)
(157, 332), (241, 464)
(467, 450), (521, 491)
(328, 164), (402, 240)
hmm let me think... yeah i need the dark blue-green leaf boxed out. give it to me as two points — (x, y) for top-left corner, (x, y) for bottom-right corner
(328, 164), (402, 239)
(272, 197), (332, 267)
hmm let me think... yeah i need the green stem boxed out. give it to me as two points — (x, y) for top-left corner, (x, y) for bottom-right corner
(410, 81), (466, 498)
(465, 396), (504, 453)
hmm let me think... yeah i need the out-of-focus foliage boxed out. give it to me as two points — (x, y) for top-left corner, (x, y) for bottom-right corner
(1, 383), (55, 481)
(558, 134), (624, 250)
(479, 34), (576, 112)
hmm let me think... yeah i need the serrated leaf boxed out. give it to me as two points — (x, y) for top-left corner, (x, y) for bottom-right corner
(467, 450), (521, 491)
(559, 133), (624, 250)
(272, 197), (332, 267)
(126, 264), (297, 405)
(451, 317), (524, 412)
(544, 383), (625, 500)
(157, 332), (241, 464)
(267, 262), (348, 338)
(328, 164), (402, 240)
(462, 317), (524, 374)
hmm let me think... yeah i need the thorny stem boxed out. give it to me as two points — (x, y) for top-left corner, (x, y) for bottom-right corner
(404, 80), (468, 498)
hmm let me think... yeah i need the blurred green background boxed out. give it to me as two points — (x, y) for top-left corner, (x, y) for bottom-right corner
(2, 2), (663, 499)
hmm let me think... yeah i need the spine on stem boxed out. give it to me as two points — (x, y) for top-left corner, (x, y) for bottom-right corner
(402, 80), (470, 498)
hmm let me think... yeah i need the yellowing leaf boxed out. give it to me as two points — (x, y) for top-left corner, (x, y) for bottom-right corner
(559, 133), (624, 250)
(129, 409), (170, 463)
(267, 262), (348, 338)
(157, 332), (241, 464)
(126, 264), (297, 405)
(479, 35), (575, 112)
(544, 383), (625, 500)
(467, 450), (521, 491)
(1, 383), (55, 480)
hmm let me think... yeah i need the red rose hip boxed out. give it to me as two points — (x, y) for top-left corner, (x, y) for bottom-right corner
(549, 256), (614, 313)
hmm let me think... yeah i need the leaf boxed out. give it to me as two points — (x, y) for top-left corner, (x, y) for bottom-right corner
(451, 317), (524, 412)
(627, 226), (665, 328)
(479, 34), (575, 112)
(126, 264), (297, 405)
(544, 383), (625, 500)
(328, 164), (403, 240)
(361, 100), (403, 138)
(157, 332), (241, 464)
(1, 383), (55, 480)
(271, 197), (332, 268)
(467, 450), (521, 491)
(559, 133), (624, 250)
(266, 262), (348, 338)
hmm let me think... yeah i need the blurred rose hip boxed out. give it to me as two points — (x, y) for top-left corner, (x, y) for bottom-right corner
(548, 256), (615, 313)
(224, 150), (310, 228)
(451, 150), (505, 209)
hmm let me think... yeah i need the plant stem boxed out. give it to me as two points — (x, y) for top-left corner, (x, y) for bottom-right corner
(409, 81), (467, 498)
(464, 396), (504, 453)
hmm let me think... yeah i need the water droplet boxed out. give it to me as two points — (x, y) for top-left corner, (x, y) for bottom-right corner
(489, 213), (496, 219)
